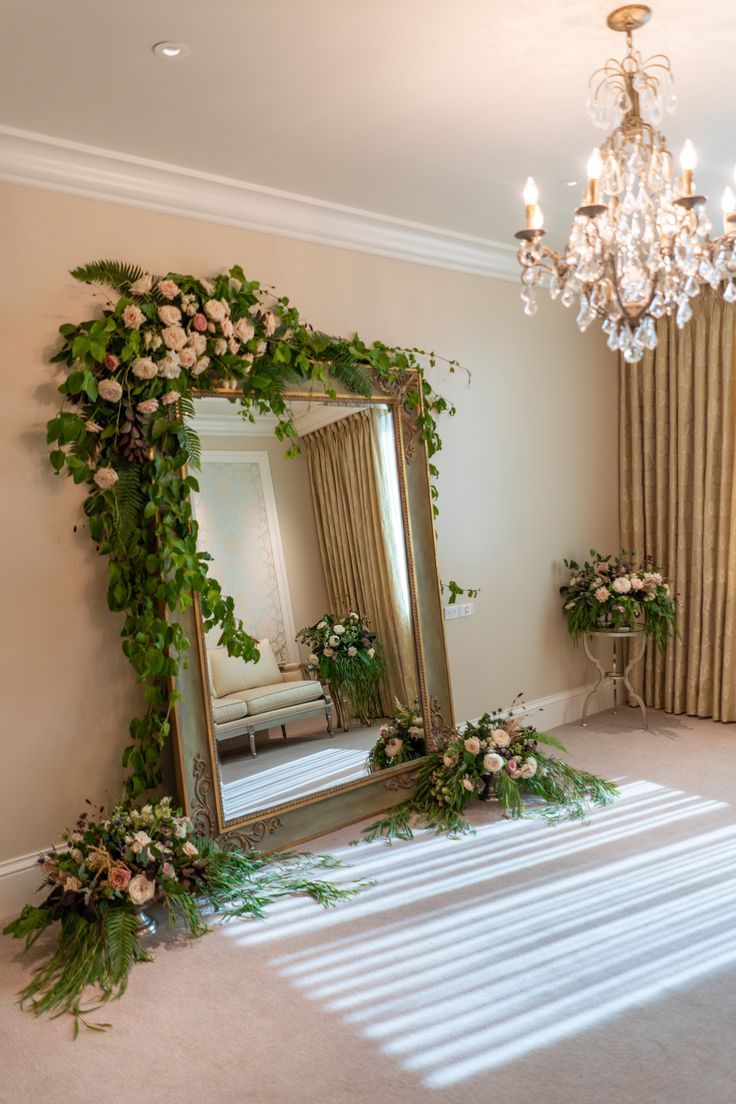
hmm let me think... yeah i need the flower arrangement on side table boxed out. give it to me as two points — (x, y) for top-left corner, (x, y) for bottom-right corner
(296, 610), (383, 726)
(362, 701), (618, 841)
(560, 549), (677, 649)
(366, 701), (426, 772)
(4, 797), (364, 1034)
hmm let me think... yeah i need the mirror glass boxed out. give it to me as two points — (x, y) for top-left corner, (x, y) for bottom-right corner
(191, 395), (426, 825)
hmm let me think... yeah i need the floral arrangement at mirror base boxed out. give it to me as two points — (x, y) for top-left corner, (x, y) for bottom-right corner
(361, 701), (619, 842)
(365, 701), (426, 772)
(3, 797), (366, 1036)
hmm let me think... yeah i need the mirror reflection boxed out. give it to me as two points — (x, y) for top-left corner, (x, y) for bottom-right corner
(192, 396), (425, 823)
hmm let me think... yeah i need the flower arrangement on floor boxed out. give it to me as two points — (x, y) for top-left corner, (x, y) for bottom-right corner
(365, 701), (426, 772)
(560, 549), (677, 649)
(296, 610), (384, 724)
(362, 701), (618, 841)
(4, 797), (363, 1034)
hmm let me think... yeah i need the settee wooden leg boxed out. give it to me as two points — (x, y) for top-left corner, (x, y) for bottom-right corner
(280, 724), (288, 740)
(248, 729), (256, 758)
(326, 703), (334, 738)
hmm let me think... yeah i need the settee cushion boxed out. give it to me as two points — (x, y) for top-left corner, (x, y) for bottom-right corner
(208, 639), (282, 698)
(239, 679), (324, 717)
(211, 699), (249, 725)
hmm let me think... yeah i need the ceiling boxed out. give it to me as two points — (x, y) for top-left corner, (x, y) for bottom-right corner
(194, 397), (374, 437)
(2, 0), (734, 243)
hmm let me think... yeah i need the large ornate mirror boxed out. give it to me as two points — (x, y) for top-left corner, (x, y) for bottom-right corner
(173, 374), (453, 848)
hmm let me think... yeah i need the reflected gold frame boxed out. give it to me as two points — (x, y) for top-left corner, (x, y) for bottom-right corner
(171, 370), (454, 850)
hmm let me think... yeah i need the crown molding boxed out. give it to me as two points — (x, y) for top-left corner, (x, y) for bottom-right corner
(0, 125), (518, 281)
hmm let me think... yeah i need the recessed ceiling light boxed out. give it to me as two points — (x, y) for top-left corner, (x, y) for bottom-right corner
(563, 179), (578, 187)
(152, 42), (190, 59)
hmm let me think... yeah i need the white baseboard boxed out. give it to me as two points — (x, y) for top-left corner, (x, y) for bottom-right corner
(0, 850), (47, 923)
(459, 681), (613, 734)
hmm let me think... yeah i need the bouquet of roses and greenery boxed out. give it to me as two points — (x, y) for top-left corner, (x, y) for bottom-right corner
(362, 702), (618, 841)
(296, 610), (383, 722)
(366, 701), (426, 772)
(560, 549), (677, 649)
(4, 797), (363, 1033)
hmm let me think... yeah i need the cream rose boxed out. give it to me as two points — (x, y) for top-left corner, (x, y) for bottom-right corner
(137, 399), (159, 415)
(483, 751), (505, 773)
(323, 646), (334, 657)
(262, 311), (278, 337)
(328, 635), (340, 647)
(234, 318), (255, 343)
(93, 467), (119, 491)
(464, 736), (481, 755)
(490, 727), (511, 748)
(308, 653), (318, 665)
(162, 325), (188, 351)
(204, 299), (226, 322)
(128, 874), (155, 906)
(63, 876), (82, 893)
(612, 576), (632, 594)
(385, 737), (403, 758)
(182, 840), (198, 857)
(594, 585), (610, 602)
(367, 647), (375, 658)
(122, 304), (145, 330)
(519, 758), (538, 779)
(213, 338), (228, 357)
(129, 273), (153, 295)
(98, 378), (123, 402)
(157, 278), (180, 299)
(131, 356), (158, 380)
(178, 346), (197, 368)
(192, 356), (210, 377)
(158, 305), (182, 326)
(443, 754), (456, 768)
(334, 625), (346, 635)
(462, 778), (476, 792)
(161, 390), (180, 406)
(157, 352), (181, 379)
(347, 645), (358, 656)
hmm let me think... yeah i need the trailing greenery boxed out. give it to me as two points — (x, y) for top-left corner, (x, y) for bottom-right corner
(4, 798), (365, 1033)
(48, 260), (472, 797)
(560, 549), (678, 649)
(361, 704), (619, 842)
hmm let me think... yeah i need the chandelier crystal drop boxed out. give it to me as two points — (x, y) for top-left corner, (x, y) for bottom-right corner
(515, 4), (736, 363)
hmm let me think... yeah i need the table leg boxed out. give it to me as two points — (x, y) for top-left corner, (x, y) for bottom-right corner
(623, 634), (648, 730)
(581, 634), (606, 727)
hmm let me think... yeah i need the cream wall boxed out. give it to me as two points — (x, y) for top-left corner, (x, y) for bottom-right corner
(0, 181), (618, 868)
(198, 432), (330, 654)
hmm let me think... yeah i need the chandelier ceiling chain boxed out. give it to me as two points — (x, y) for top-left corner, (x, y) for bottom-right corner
(515, 4), (736, 363)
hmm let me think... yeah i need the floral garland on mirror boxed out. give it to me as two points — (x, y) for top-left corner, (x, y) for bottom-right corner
(365, 701), (426, 772)
(560, 549), (678, 650)
(47, 259), (469, 798)
(4, 797), (365, 1034)
(361, 701), (619, 841)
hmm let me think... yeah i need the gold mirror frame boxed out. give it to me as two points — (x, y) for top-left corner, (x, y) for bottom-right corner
(172, 369), (454, 849)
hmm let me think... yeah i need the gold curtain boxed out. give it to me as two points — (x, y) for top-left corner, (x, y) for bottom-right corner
(619, 291), (736, 720)
(301, 409), (418, 714)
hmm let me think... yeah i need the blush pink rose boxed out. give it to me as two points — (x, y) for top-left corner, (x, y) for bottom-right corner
(104, 353), (119, 371)
(193, 313), (208, 332)
(178, 347), (196, 368)
(108, 864), (132, 890)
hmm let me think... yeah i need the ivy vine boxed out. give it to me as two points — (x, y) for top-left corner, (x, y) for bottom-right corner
(47, 260), (470, 798)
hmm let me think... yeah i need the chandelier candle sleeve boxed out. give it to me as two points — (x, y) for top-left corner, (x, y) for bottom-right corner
(722, 187), (736, 234)
(514, 4), (736, 363)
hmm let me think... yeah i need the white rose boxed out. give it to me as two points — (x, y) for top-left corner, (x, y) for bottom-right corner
(162, 326), (188, 351)
(158, 305), (182, 326)
(462, 778), (476, 792)
(157, 352), (181, 379)
(129, 273), (153, 295)
(334, 624), (346, 635)
(131, 356), (158, 380)
(93, 467), (119, 490)
(182, 840), (198, 857)
(519, 758), (538, 779)
(483, 752), (505, 773)
(204, 299), (226, 322)
(187, 332), (208, 355)
(367, 647), (375, 658)
(491, 727), (511, 748)
(128, 873), (155, 906)
(385, 738), (403, 758)
(98, 379), (123, 402)
(234, 318), (255, 343)
(317, 621), (327, 630)
(328, 635), (339, 647)
(131, 830), (152, 853)
(122, 304), (145, 330)
(612, 576), (632, 594)
(157, 279), (180, 299)
(464, 736), (481, 755)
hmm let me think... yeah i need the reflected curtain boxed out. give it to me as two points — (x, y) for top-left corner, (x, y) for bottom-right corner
(619, 291), (736, 721)
(302, 409), (418, 714)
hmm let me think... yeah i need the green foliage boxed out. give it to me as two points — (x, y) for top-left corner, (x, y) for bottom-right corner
(443, 579), (481, 605)
(49, 261), (471, 797)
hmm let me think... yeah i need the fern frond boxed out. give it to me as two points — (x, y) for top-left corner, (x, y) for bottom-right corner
(71, 260), (147, 296)
(325, 342), (373, 396)
(111, 467), (144, 550)
(103, 908), (139, 988)
(182, 425), (201, 471)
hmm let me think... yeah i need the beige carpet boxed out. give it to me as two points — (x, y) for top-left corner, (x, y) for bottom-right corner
(3, 707), (736, 1104)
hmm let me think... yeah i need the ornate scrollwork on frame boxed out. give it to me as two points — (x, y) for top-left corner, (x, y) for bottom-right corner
(427, 696), (451, 752)
(191, 753), (216, 836)
(375, 369), (423, 463)
(384, 771), (419, 792)
(223, 819), (285, 851)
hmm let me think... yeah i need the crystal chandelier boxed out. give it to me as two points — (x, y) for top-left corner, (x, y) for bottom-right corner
(515, 4), (736, 363)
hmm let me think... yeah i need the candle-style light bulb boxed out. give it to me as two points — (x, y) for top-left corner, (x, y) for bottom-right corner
(523, 177), (541, 230)
(680, 140), (697, 195)
(586, 148), (604, 205)
(721, 185), (736, 233)
(530, 205), (544, 231)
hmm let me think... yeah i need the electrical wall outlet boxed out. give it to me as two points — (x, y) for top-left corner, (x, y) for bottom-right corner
(460, 602), (475, 617)
(444, 604), (460, 621)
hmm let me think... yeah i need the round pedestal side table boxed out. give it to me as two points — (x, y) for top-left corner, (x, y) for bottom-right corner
(581, 629), (648, 730)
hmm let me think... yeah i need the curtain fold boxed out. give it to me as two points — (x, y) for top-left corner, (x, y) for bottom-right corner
(619, 291), (736, 720)
(301, 409), (418, 714)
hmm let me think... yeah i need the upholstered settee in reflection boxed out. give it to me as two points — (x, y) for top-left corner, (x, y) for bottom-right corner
(206, 640), (333, 758)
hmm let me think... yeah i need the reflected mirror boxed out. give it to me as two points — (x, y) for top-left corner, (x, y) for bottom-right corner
(191, 394), (429, 827)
